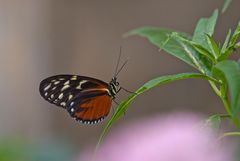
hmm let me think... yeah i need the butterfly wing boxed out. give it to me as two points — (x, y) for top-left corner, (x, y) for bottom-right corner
(68, 94), (112, 124)
(39, 75), (112, 124)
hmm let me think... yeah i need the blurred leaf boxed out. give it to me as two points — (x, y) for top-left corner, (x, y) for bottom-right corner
(192, 10), (218, 50)
(29, 141), (73, 161)
(0, 141), (27, 161)
(222, 0), (232, 13)
(229, 22), (240, 47)
(127, 28), (211, 74)
(206, 114), (222, 129)
(206, 34), (221, 58)
(221, 29), (232, 53)
(97, 73), (220, 148)
(213, 61), (240, 119)
(0, 139), (73, 161)
(235, 42), (240, 48)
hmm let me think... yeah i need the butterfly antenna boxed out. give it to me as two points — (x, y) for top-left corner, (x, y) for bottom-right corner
(114, 46), (122, 77)
(115, 57), (129, 77)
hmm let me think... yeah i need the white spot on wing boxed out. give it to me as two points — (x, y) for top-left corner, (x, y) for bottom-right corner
(44, 83), (51, 91)
(60, 102), (66, 106)
(71, 76), (77, 80)
(58, 93), (64, 99)
(51, 94), (54, 98)
(68, 94), (73, 100)
(54, 81), (60, 85)
(70, 102), (74, 106)
(64, 80), (70, 85)
(71, 108), (74, 112)
(76, 80), (88, 89)
(61, 84), (70, 91)
(45, 92), (48, 96)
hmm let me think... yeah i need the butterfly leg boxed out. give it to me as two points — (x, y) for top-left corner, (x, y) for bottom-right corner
(113, 99), (119, 105)
(119, 87), (137, 95)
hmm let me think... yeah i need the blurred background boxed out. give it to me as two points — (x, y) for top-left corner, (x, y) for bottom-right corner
(0, 0), (240, 160)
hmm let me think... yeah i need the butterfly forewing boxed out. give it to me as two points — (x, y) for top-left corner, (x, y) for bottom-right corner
(39, 75), (113, 124)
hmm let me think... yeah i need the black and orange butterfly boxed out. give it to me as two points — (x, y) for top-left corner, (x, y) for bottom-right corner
(39, 52), (129, 124)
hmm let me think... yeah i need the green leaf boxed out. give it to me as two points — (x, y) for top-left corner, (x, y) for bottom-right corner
(218, 47), (234, 61)
(229, 22), (240, 47)
(127, 28), (211, 74)
(206, 34), (221, 58)
(96, 73), (220, 148)
(235, 42), (240, 49)
(191, 42), (216, 63)
(206, 114), (230, 129)
(218, 23), (240, 61)
(221, 29), (232, 53)
(206, 114), (222, 129)
(218, 45), (239, 62)
(213, 61), (240, 119)
(192, 10), (218, 50)
(127, 27), (195, 67)
(222, 0), (232, 13)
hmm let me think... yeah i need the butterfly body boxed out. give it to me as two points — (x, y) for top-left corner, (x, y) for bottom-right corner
(39, 75), (120, 124)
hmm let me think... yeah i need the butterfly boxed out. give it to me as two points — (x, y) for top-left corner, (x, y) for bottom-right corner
(39, 51), (129, 124)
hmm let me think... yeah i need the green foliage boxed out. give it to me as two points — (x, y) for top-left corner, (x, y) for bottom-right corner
(190, 42), (216, 62)
(222, 0), (232, 13)
(97, 1), (240, 146)
(219, 22), (240, 61)
(213, 61), (240, 121)
(206, 114), (231, 129)
(206, 114), (222, 129)
(97, 73), (220, 146)
(229, 22), (240, 47)
(206, 34), (221, 58)
(0, 139), (73, 161)
(127, 28), (212, 74)
(192, 10), (218, 51)
(127, 28), (195, 68)
(221, 29), (232, 54)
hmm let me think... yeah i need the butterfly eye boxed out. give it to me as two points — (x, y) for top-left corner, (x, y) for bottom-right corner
(116, 82), (119, 86)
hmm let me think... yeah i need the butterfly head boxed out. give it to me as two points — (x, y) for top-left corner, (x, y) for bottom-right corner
(109, 77), (120, 97)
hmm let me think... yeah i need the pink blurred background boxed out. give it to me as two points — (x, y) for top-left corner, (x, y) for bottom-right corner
(0, 0), (240, 158)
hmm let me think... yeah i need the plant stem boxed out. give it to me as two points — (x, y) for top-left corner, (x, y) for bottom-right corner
(221, 96), (232, 116)
(209, 80), (240, 127)
(219, 84), (240, 127)
(218, 132), (240, 140)
(209, 81), (221, 97)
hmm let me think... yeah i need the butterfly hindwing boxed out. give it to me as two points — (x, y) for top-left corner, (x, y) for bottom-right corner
(39, 75), (113, 124)
(67, 91), (112, 124)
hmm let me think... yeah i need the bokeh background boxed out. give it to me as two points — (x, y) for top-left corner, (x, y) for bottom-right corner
(0, 0), (240, 160)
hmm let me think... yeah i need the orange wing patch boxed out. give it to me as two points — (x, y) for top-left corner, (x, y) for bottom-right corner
(73, 95), (112, 124)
